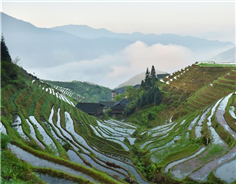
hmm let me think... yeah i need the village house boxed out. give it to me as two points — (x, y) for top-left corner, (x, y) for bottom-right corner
(99, 101), (115, 112)
(111, 99), (130, 117)
(76, 102), (104, 117)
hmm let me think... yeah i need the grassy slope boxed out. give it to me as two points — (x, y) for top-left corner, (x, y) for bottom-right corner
(1, 64), (124, 184)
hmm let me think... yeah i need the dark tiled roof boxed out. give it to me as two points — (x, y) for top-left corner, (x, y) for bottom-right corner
(76, 103), (104, 114)
(111, 99), (129, 110)
(99, 101), (115, 108)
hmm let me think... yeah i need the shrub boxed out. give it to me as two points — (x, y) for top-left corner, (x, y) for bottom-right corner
(62, 142), (72, 151)
(1, 133), (10, 149)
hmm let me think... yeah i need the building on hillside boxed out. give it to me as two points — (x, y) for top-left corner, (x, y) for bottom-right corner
(76, 102), (104, 116)
(157, 73), (169, 79)
(111, 85), (140, 101)
(111, 99), (129, 117)
(99, 101), (115, 111)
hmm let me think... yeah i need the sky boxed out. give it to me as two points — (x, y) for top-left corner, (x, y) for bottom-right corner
(1, 1), (236, 88)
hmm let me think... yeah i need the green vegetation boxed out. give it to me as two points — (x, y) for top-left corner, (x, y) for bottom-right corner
(1, 133), (11, 149)
(127, 104), (166, 128)
(159, 144), (200, 167)
(114, 93), (126, 102)
(124, 66), (162, 123)
(199, 144), (225, 162)
(1, 149), (45, 184)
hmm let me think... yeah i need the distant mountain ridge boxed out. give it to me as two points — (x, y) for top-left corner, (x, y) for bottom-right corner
(1, 12), (234, 77)
(52, 25), (116, 39)
(52, 24), (233, 52)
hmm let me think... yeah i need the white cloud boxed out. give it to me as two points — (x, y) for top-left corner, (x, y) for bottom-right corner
(28, 41), (195, 88)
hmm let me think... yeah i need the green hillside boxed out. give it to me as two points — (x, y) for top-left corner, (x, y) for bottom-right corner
(44, 80), (112, 103)
(2, 36), (236, 184)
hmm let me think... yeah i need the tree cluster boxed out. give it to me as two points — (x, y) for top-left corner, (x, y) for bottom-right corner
(124, 65), (162, 116)
(137, 86), (161, 108)
(141, 65), (159, 90)
(138, 66), (161, 108)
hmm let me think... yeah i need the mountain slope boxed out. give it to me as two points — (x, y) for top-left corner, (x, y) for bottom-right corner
(210, 47), (235, 63)
(1, 13), (132, 69)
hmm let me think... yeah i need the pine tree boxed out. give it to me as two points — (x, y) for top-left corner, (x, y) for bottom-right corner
(151, 65), (156, 85)
(145, 68), (151, 89)
(141, 80), (145, 89)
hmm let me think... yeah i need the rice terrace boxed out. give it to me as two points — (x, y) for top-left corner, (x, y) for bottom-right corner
(1, 2), (236, 184)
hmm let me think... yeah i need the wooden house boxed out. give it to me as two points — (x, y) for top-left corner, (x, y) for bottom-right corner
(99, 101), (115, 112)
(76, 103), (104, 116)
(111, 99), (129, 117)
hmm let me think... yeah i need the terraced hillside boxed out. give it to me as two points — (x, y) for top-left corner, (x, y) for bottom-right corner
(3, 62), (236, 184)
(1, 60), (154, 183)
(138, 91), (236, 183)
(2, 39), (236, 183)
(163, 63), (235, 94)
(46, 83), (85, 102)
(185, 69), (236, 112)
